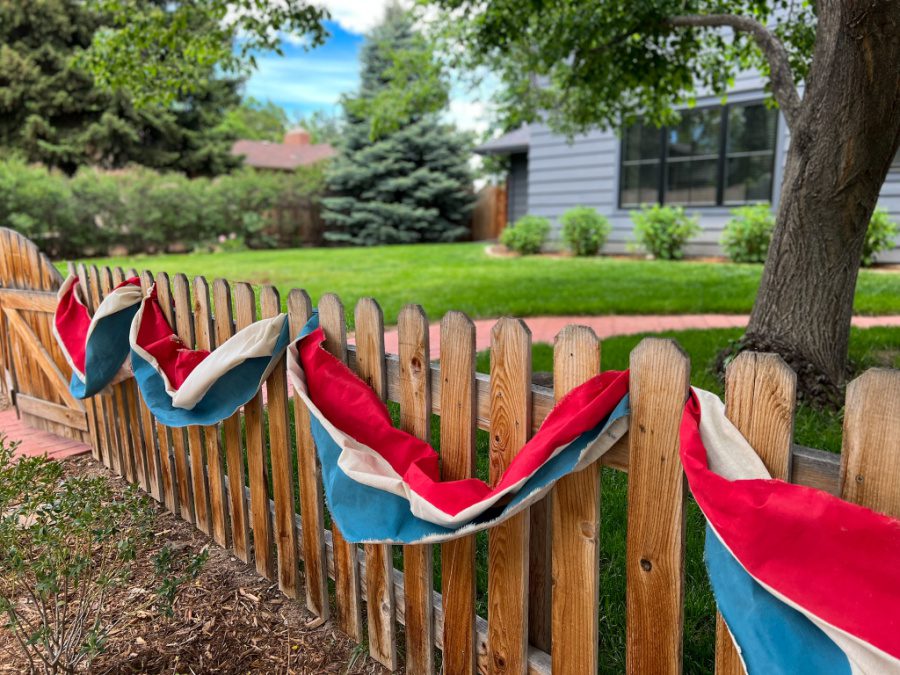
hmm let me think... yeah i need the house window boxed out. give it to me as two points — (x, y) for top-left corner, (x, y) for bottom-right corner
(619, 102), (778, 208)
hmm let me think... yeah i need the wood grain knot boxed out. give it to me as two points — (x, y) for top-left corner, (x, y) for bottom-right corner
(640, 558), (652, 572)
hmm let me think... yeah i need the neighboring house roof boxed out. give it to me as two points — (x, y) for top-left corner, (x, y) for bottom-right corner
(474, 126), (530, 156)
(231, 131), (337, 170)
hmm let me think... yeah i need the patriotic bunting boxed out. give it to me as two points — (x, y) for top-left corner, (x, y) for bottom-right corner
(53, 283), (900, 673)
(129, 285), (291, 427)
(289, 312), (900, 673)
(53, 274), (143, 398)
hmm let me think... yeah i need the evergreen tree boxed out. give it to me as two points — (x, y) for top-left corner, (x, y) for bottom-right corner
(322, 5), (474, 245)
(0, 1), (240, 176)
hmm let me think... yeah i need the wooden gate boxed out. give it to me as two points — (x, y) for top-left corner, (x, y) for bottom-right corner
(0, 228), (88, 443)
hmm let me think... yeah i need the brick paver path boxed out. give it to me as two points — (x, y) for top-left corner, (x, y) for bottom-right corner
(0, 406), (90, 460)
(378, 314), (900, 360)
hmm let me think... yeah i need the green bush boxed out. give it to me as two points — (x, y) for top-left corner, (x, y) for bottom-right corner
(721, 203), (775, 263)
(862, 208), (898, 266)
(630, 205), (700, 260)
(0, 435), (205, 672)
(560, 206), (610, 256)
(0, 159), (327, 258)
(500, 215), (551, 255)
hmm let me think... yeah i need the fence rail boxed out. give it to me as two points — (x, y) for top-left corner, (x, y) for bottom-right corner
(1, 242), (897, 674)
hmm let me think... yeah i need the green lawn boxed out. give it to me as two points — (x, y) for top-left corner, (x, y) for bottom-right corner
(69, 243), (900, 323)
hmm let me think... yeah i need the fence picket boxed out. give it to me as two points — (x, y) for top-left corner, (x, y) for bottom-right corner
(399, 304), (435, 674)
(172, 274), (211, 534)
(235, 282), (275, 580)
(86, 266), (115, 471)
(213, 279), (251, 562)
(318, 292), (364, 642)
(156, 272), (194, 523)
(194, 276), (229, 547)
(550, 326), (601, 675)
(439, 311), (477, 675)
(99, 268), (130, 479)
(261, 286), (300, 598)
(354, 298), (397, 669)
(626, 338), (690, 674)
(841, 369), (900, 518)
(715, 352), (796, 674)
(488, 318), (532, 675)
(287, 289), (330, 619)
(113, 267), (143, 490)
(75, 264), (102, 464)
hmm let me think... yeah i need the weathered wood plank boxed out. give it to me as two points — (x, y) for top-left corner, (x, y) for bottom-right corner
(194, 276), (228, 546)
(354, 298), (397, 670)
(108, 268), (138, 484)
(16, 393), (88, 431)
(235, 282), (274, 580)
(841, 369), (900, 518)
(550, 326), (601, 675)
(88, 266), (116, 471)
(261, 286), (300, 598)
(715, 352), (796, 674)
(439, 312), (477, 675)
(213, 279), (251, 562)
(172, 274), (211, 535)
(156, 272), (194, 523)
(318, 292), (364, 642)
(287, 289), (330, 619)
(139, 271), (169, 506)
(488, 318), (532, 675)
(626, 338), (690, 675)
(399, 304), (434, 674)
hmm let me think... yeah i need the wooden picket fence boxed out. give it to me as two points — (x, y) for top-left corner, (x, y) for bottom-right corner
(1, 229), (899, 674)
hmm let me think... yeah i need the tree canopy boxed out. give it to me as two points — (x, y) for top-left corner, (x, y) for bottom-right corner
(218, 99), (291, 142)
(431, 0), (816, 135)
(0, 1), (243, 176)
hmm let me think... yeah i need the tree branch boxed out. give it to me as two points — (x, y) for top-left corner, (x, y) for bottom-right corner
(667, 14), (802, 129)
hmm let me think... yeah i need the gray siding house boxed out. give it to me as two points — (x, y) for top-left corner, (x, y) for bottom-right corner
(476, 70), (900, 263)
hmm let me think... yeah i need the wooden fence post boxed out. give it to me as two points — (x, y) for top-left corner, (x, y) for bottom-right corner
(213, 279), (251, 563)
(261, 286), (300, 599)
(172, 274), (211, 534)
(841, 369), (900, 518)
(440, 312), (478, 675)
(75, 264), (103, 465)
(488, 318), (531, 675)
(157, 272), (194, 524)
(355, 298), (397, 670)
(287, 289), (330, 619)
(715, 352), (796, 674)
(399, 304), (435, 674)
(193, 276), (228, 547)
(319, 293), (364, 642)
(550, 326), (601, 675)
(626, 338), (689, 675)
(235, 282), (275, 580)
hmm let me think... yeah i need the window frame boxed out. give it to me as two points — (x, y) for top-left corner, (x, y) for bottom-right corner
(617, 101), (778, 210)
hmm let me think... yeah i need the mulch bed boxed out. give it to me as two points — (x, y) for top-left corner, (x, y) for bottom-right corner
(0, 455), (386, 674)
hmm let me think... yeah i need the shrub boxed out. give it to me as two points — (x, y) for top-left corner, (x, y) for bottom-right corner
(721, 203), (775, 263)
(630, 205), (700, 260)
(560, 206), (610, 256)
(500, 215), (551, 255)
(0, 435), (206, 672)
(862, 208), (898, 266)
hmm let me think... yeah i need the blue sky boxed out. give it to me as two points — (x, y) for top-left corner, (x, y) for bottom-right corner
(239, 3), (492, 134)
(242, 21), (363, 121)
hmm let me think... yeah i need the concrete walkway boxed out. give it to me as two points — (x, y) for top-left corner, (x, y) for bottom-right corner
(0, 406), (90, 460)
(378, 314), (900, 360)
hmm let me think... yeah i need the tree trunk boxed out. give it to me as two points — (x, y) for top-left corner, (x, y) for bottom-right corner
(745, 0), (900, 389)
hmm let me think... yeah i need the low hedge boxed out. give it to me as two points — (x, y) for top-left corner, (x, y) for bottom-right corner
(0, 158), (326, 259)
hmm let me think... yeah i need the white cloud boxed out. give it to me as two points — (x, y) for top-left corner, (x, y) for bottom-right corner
(319, 0), (404, 34)
(446, 98), (489, 135)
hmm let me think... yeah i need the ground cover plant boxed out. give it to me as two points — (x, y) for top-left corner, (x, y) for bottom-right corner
(69, 243), (900, 325)
(0, 437), (206, 674)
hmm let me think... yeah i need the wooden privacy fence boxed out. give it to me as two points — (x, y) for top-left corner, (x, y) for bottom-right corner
(1, 235), (899, 674)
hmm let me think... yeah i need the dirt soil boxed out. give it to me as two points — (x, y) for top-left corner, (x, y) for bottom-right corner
(0, 455), (386, 674)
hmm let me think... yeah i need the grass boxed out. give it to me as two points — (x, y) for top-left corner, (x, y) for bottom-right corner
(69, 243), (900, 323)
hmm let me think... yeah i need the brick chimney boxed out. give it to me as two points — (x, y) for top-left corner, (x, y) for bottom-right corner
(284, 128), (311, 145)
